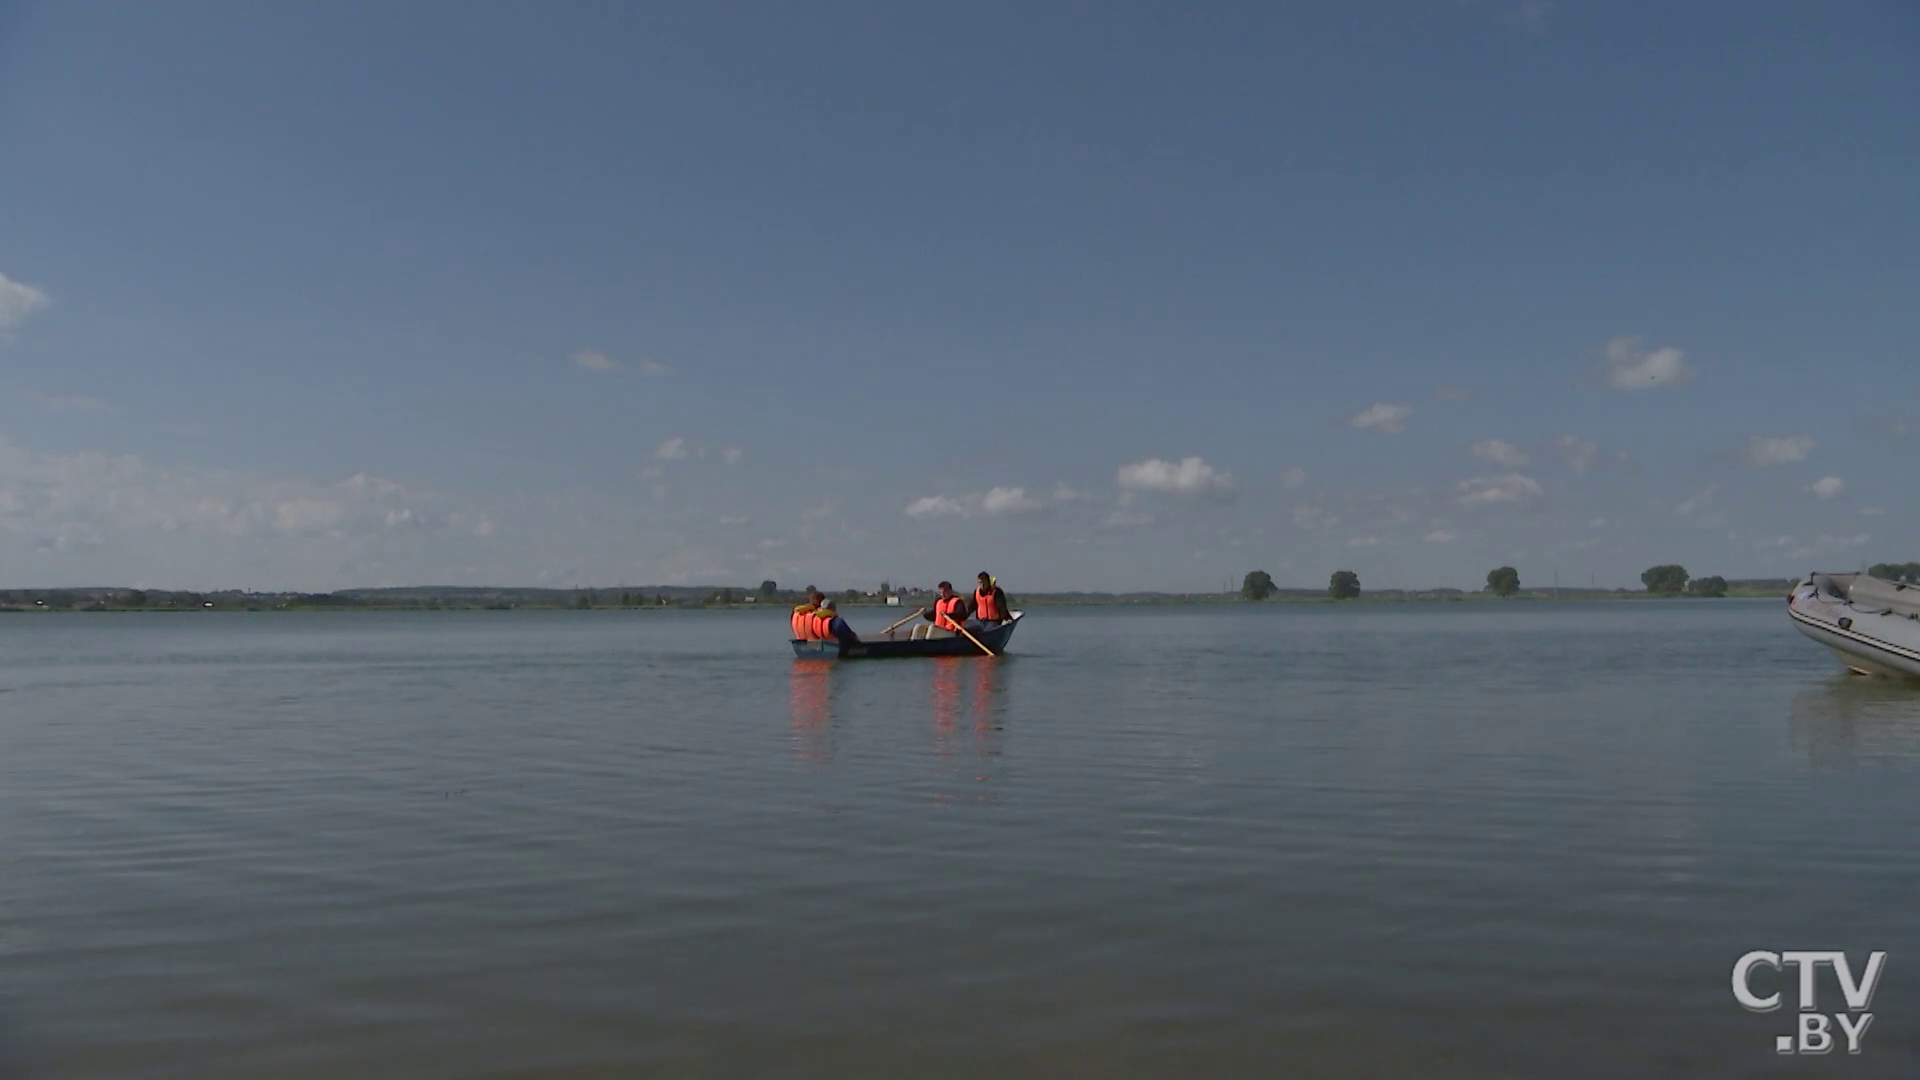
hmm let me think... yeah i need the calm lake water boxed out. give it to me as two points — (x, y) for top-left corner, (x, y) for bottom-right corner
(4, 601), (1920, 1078)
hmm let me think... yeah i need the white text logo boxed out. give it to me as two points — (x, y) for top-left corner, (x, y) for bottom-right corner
(1732, 950), (1885, 1055)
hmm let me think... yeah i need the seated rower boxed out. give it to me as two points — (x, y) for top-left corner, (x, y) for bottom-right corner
(916, 581), (970, 638)
(794, 588), (859, 645)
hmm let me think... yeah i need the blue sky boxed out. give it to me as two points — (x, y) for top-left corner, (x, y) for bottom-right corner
(1, 0), (1914, 592)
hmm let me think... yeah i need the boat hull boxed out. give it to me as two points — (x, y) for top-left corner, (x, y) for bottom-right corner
(791, 612), (1022, 659)
(1788, 575), (1920, 681)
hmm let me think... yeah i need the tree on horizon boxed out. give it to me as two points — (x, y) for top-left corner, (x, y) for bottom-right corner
(1687, 575), (1727, 597)
(1241, 570), (1277, 601)
(1485, 566), (1520, 597)
(1641, 565), (1689, 596)
(1329, 570), (1361, 600)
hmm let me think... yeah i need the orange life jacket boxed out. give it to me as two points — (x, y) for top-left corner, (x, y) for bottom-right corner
(934, 595), (965, 631)
(794, 605), (831, 640)
(974, 586), (1003, 622)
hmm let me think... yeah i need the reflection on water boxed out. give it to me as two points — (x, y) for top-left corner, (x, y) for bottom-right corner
(930, 658), (1002, 805)
(788, 658), (836, 764)
(973, 658), (999, 750)
(1789, 676), (1920, 768)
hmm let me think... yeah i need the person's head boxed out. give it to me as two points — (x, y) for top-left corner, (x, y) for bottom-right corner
(977, 572), (992, 590)
(807, 588), (825, 604)
(936, 581), (954, 597)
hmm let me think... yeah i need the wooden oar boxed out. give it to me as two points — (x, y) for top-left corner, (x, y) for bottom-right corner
(880, 608), (926, 635)
(954, 622), (996, 657)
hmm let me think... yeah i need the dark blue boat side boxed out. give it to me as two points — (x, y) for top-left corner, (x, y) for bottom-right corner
(790, 611), (1023, 658)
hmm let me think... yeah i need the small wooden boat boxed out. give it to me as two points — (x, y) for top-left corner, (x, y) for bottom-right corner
(1788, 573), (1920, 680)
(791, 611), (1024, 659)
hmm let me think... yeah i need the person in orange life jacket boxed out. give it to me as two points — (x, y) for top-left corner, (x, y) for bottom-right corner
(789, 590), (820, 639)
(969, 572), (1011, 629)
(793, 588), (859, 645)
(919, 582), (970, 634)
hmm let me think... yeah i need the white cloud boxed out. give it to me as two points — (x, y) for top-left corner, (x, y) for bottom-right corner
(638, 358), (674, 377)
(719, 447), (744, 465)
(1589, 517), (1608, 528)
(718, 515), (750, 526)
(1424, 529), (1457, 543)
(1861, 506), (1885, 517)
(1470, 439), (1529, 468)
(1101, 510), (1153, 529)
(1556, 435), (1598, 474)
(1347, 536), (1380, 547)
(572, 350), (618, 372)
(1280, 467), (1307, 490)
(1433, 386), (1472, 401)
(980, 486), (1044, 516)
(0, 272), (51, 332)
(339, 473), (408, 500)
(1746, 435), (1814, 466)
(1509, 0), (1552, 33)
(1788, 534), (1871, 559)
(655, 437), (690, 461)
(1116, 456), (1237, 503)
(275, 498), (349, 533)
(905, 486), (1049, 520)
(1602, 337), (1692, 390)
(1454, 473), (1543, 507)
(0, 436), (493, 584)
(1809, 476), (1845, 499)
(905, 495), (966, 520)
(637, 465), (665, 482)
(1291, 506), (1338, 530)
(26, 391), (113, 412)
(1675, 487), (1715, 516)
(1349, 403), (1412, 434)
(1052, 482), (1091, 503)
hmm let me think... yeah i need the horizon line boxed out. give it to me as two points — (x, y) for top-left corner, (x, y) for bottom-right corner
(2, 577), (1807, 597)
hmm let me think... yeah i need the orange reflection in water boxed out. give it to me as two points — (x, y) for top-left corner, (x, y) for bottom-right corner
(928, 656), (1002, 805)
(971, 656), (999, 753)
(788, 658), (835, 764)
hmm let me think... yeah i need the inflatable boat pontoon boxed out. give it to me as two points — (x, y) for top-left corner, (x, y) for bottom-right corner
(1788, 572), (1920, 681)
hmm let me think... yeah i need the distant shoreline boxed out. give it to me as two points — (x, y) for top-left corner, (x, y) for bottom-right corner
(1, 582), (1794, 613)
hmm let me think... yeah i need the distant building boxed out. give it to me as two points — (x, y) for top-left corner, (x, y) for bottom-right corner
(886, 595), (901, 606)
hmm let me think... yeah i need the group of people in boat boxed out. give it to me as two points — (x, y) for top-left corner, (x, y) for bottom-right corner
(790, 573), (1012, 644)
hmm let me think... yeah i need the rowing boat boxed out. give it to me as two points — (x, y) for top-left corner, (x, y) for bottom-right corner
(790, 611), (1024, 659)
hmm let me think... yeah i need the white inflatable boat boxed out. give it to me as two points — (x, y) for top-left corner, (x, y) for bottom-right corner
(1787, 572), (1920, 680)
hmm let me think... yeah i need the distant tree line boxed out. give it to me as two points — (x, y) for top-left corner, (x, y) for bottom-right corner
(1228, 564), (1753, 602)
(1639, 565), (1727, 597)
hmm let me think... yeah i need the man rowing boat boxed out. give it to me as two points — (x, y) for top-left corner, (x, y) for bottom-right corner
(916, 573), (1012, 636)
(918, 581), (969, 634)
